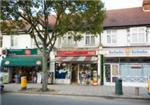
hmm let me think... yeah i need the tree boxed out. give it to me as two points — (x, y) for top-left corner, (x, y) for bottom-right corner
(1, 0), (105, 91)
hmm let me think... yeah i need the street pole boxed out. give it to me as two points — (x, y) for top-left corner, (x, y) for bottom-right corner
(100, 54), (104, 85)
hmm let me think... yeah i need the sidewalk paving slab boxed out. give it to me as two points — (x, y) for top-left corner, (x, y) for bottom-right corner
(2, 83), (150, 100)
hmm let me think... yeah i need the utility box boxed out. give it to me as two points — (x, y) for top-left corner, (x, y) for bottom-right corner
(115, 79), (123, 95)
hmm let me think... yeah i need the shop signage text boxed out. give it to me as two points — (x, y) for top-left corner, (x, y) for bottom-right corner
(57, 50), (96, 56)
(7, 48), (39, 56)
(104, 48), (150, 57)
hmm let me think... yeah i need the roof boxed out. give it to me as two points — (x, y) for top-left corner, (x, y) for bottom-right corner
(103, 7), (150, 28)
(2, 7), (150, 32)
(143, 0), (150, 5)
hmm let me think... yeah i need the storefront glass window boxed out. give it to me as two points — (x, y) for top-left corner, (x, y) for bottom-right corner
(105, 64), (111, 82)
(120, 63), (150, 82)
(55, 63), (70, 79)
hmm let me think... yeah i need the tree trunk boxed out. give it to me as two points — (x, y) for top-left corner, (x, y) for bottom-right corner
(41, 45), (48, 91)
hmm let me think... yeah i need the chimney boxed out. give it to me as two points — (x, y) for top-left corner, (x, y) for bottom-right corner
(143, 0), (150, 12)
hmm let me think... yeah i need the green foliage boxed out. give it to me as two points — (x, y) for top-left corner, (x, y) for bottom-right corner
(1, 0), (105, 37)
(1, 0), (106, 52)
(1, 0), (105, 92)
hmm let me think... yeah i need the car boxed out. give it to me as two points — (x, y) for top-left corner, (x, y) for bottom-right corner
(0, 73), (4, 92)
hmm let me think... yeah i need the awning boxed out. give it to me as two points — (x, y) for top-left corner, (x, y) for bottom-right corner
(56, 56), (97, 63)
(1, 57), (42, 67)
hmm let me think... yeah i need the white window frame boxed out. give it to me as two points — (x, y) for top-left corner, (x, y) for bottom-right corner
(10, 36), (18, 47)
(62, 36), (75, 47)
(130, 27), (147, 44)
(106, 30), (117, 44)
(85, 35), (95, 46)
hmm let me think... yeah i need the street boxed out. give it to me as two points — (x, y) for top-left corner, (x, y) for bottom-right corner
(1, 93), (150, 105)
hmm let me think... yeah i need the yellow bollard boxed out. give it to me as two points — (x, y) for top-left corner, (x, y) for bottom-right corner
(148, 79), (150, 95)
(93, 78), (98, 86)
(21, 76), (27, 90)
(92, 71), (98, 86)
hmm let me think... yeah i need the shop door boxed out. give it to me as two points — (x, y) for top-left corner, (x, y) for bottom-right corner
(111, 64), (119, 82)
(71, 65), (78, 83)
(105, 64), (111, 82)
(105, 64), (119, 83)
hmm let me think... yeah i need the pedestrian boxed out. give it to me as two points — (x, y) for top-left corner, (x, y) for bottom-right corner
(18, 70), (22, 83)
(82, 70), (87, 85)
(32, 71), (37, 83)
(87, 71), (91, 85)
(79, 70), (83, 85)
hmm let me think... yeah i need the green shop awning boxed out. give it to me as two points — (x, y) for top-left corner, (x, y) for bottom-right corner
(1, 57), (42, 67)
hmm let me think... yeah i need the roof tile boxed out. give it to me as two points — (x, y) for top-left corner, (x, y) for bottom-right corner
(103, 7), (150, 28)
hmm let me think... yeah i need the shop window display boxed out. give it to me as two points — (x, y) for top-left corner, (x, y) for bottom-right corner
(79, 64), (97, 86)
(55, 63), (70, 79)
(55, 63), (71, 84)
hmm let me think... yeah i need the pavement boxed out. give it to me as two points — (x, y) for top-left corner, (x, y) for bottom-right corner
(2, 83), (150, 100)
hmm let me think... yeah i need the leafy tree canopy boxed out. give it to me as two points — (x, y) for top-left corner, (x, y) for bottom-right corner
(0, 0), (105, 91)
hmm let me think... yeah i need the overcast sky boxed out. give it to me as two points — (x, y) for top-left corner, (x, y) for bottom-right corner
(101, 0), (143, 10)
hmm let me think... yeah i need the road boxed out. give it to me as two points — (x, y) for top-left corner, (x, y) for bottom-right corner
(1, 93), (150, 105)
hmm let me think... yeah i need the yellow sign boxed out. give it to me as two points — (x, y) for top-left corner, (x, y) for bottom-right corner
(21, 76), (27, 90)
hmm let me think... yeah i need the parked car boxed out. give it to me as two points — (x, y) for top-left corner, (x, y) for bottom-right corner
(0, 73), (4, 92)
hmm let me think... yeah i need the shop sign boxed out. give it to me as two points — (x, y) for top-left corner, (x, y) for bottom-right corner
(7, 48), (39, 56)
(130, 64), (142, 69)
(57, 50), (96, 56)
(25, 49), (31, 55)
(104, 48), (150, 57)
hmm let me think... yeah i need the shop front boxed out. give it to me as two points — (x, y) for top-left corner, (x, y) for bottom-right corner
(1, 48), (42, 83)
(55, 50), (98, 85)
(103, 47), (150, 87)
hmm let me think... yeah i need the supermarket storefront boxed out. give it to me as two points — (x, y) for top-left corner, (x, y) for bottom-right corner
(1, 48), (42, 83)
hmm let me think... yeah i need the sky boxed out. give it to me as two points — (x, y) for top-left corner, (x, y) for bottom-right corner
(101, 0), (143, 10)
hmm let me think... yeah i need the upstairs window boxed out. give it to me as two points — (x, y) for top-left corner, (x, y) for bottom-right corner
(11, 36), (17, 47)
(85, 35), (95, 46)
(106, 30), (117, 44)
(130, 27), (146, 44)
(62, 36), (75, 47)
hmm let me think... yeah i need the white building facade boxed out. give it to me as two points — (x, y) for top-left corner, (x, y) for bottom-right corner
(101, 1), (150, 87)
(54, 2), (150, 86)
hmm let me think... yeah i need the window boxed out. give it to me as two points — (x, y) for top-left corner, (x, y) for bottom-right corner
(106, 30), (117, 44)
(11, 36), (17, 47)
(62, 36), (75, 47)
(85, 35), (95, 45)
(130, 27), (146, 44)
